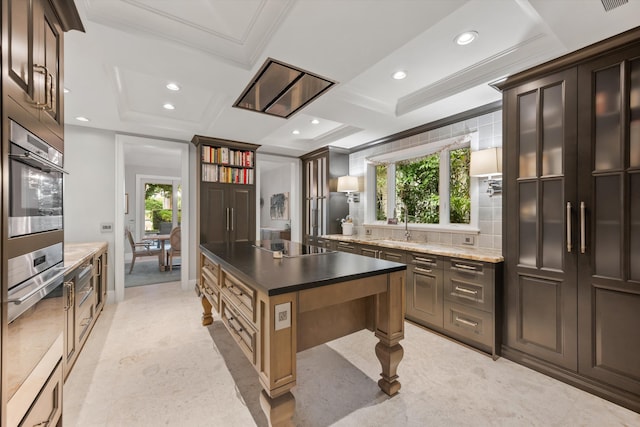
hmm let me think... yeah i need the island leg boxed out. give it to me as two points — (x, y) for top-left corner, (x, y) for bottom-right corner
(375, 341), (404, 395)
(200, 294), (213, 326)
(374, 270), (405, 396)
(259, 390), (295, 427)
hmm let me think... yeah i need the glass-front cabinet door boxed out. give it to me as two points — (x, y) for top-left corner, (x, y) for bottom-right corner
(577, 48), (640, 397)
(504, 69), (578, 370)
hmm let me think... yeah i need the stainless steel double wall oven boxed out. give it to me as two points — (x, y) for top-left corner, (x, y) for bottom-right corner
(5, 119), (67, 423)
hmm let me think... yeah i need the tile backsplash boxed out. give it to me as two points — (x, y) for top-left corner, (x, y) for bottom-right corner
(347, 110), (503, 252)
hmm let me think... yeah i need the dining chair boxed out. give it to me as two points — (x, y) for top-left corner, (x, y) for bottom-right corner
(166, 226), (181, 271)
(126, 228), (163, 273)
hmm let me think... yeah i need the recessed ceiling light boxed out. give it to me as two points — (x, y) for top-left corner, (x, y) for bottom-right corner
(392, 70), (407, 80)
(63, 88), (70, 93)
(166, 83), (180, 91)
(163, 103), (175, 110)
(75, 116), (90, 122)
(455, 31), (478, 46)
(292, 130), (300, 135)
(311, 119), (320, 125)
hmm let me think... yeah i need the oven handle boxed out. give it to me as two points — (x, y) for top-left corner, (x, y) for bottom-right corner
(9, 152), (69, 174)
(8, 268), (65, 305)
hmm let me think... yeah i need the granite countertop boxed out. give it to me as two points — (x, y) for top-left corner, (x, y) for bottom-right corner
(64, 241), (108, 274)
(321, 234), (503, 263)
(200, 241), (406, 296)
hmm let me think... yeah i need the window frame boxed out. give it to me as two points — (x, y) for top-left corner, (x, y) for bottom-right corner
(365, 132), (480, 233)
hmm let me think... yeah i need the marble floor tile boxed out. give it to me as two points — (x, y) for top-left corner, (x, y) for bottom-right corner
(63, 282), (640, 426)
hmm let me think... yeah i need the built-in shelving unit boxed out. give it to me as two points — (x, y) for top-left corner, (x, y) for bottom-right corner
(201, 145), (255, 184)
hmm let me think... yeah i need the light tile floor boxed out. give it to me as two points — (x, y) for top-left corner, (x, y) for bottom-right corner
(64, 282), (640, 426)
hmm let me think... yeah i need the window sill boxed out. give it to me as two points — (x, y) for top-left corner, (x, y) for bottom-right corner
(363, 222), (480, 235)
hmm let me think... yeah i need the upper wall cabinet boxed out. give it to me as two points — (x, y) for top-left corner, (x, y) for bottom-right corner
(3, 0), (84, 151)
(500, 27), (640, 413)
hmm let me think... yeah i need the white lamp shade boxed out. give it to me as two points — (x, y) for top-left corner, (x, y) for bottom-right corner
(470, 147), (502, 177)
(337, 175), (359, 192)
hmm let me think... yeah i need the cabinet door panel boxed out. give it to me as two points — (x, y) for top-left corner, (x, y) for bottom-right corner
(577, 48), (640, 396)
(230, 187), (255, 242)
(504, 69), (578, 370)
(38, 0), (64, 138)
(201, 184), (227, 244)
(406, 267), (443, 328)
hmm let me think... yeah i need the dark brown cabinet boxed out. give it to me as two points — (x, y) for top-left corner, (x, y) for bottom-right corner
(191, 136), (259, 245)
(406, 253), (444, 329)
(4, 0), (81, 149)
(500, 28), (640, 412)
(63, 261), (94, 379)
(301, 147), (349, 246)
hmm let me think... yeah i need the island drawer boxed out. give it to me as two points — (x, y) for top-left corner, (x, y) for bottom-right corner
(200, 280), (220, 312)
(443, 301), (493, 348)
(221, 297), (256, 365)
(221, 270), (257, 324)
(201, 257), (219, 287)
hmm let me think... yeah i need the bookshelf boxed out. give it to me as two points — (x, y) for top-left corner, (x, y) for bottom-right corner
(191, 135), (260, 245)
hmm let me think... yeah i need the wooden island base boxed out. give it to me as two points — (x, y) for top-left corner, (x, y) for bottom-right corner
(197, 247), (406, 427)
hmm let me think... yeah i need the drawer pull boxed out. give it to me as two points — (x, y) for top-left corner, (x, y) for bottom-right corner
(453, 263), (478, 271)
(455, 316), (478, 328)
(414, 267), (433, 274)
(338, 242), (351, 246)
(414, 257), (434, 263)
(454, 286), (478, 295)
(228, 316), (243, 333)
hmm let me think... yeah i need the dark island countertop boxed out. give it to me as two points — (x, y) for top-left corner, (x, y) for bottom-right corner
(200, 240), (407, 296)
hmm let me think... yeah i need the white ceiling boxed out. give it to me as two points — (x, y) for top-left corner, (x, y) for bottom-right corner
(65, 0), (640, 157)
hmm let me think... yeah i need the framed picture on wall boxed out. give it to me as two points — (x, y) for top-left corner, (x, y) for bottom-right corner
(270, 192), (289, 220)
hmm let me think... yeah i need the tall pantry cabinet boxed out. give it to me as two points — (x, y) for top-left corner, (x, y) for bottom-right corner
(499, 28), (640, 413)
(191, 135), (259, 245)
(300, 147), (349, 246)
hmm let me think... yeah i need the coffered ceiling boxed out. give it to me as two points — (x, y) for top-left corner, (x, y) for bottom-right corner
(65, 0), (640, 156)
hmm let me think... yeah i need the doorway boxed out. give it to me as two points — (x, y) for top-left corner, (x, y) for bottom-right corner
(115, 135), (190, 302)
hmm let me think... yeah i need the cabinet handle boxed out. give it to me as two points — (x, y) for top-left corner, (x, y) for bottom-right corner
(414, 266), (433, 274)
(580, 201), (586, 254)
(414, 257), (434, 264)
(454, 286), (478, 296)
(455, 316), (478, 328)
(566, 202), (572, 253)
(231, 208), (234, 231)
(64, 282), (73, 310)
(453, 263), (478, 271)
(226, 208), (230, 231)
(33, 64), (53, 111)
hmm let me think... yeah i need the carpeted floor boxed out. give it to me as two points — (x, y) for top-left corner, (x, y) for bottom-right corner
(124, 258), (180, 287)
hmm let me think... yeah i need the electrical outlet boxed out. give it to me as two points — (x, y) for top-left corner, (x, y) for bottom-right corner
(274, 302), (291, 331)
(365, 228), (372, 235)
(100, 223), (113, 233)
(463, 235), (474, 245)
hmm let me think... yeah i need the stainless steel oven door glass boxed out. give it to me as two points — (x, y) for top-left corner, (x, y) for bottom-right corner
(8, 120), (67, 237)
(6, 247), (65, 402)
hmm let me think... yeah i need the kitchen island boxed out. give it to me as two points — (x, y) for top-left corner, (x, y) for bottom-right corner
(198, 240), (407, 426)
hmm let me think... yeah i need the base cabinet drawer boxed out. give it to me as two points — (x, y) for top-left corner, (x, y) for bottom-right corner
(221, 271), (256, 324)
(221, 298), (257, 365)
(20, 361), (63, 427)
(443, 301), (493, 349)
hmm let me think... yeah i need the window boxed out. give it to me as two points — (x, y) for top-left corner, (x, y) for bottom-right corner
(369, 134), (473, 227)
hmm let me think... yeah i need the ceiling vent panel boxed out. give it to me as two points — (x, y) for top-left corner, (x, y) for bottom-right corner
(234, 58), (336, 119)
(601, 0), (628, 11)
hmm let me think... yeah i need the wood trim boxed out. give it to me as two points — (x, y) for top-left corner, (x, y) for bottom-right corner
(350, 101), (502, 154)
(190, 134), (260, 151)
(48, 0), (85, 32)
(497, 26), (640, 91)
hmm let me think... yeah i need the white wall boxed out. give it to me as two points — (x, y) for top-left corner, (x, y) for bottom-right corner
(260, 166), (292, 230)
(64, 125), (117, 292)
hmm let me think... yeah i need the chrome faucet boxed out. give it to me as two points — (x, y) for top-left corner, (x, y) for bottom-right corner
(404, 210), (411, 241)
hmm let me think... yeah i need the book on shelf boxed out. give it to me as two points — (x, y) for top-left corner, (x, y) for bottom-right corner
(201, 164), (254, 184)
(201, 145), (254, 168)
